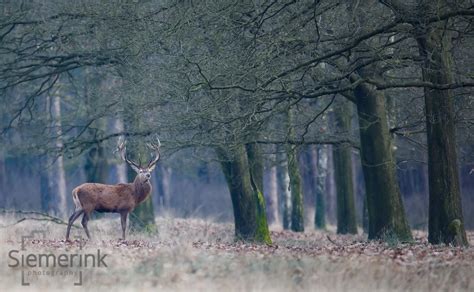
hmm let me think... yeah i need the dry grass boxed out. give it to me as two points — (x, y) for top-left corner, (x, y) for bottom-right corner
(0, 214), (473, 291)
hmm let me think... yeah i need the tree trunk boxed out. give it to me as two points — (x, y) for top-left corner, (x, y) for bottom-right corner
(114, 118), (128, 183)
(416, 26), (468, 246)
(84, 144), (108, 183)
(0, 152), (5, 207)
(48, 94), (68, 218)
(156, 165), (172, 208)
(216, 145), (271, 244)
(285, 109), (304, 232)
(333, 98), (357, 234)
(266, 151), (279, 225)
(325, 146), (336, 225)
(40, 156), (52, 213)
(126, 131), (155, 232)
(362, 194), (369, 234)
(287, 147), (304, 232)
(276, 145), (292, 230)
(246, 143), (264, 192)
(129, 166), (156, 231)
(245, 142), (271, 239)
(352, 77), (412, 241)
(314, 146), (327, 229)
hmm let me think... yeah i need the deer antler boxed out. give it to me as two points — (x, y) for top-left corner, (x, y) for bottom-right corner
(146, 135), (161, 169)
(117, 136), (141, 170)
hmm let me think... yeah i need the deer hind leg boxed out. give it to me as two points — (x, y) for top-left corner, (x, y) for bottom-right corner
(66, 210), (84, 241)
(81, 212), (91, 239)
(120, 212), (128, 240)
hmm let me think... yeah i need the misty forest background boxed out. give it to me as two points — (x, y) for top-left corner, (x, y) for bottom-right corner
(0, 0), (473, 246)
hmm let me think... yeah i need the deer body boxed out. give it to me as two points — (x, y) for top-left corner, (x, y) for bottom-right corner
(66, 137), (160, 241)
(72, 180), (151, 214)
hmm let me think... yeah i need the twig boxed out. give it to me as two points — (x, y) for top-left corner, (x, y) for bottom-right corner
(326, 235), (341, 246)
(0, 209), (80, 229)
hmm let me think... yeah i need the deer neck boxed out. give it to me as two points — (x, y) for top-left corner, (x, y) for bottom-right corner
(132, 177), (152, 204)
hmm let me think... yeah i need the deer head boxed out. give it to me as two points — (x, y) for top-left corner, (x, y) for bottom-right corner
(117, 136), (161, 183)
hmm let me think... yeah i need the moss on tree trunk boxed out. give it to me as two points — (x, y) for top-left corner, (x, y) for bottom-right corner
(353, 76), (412, 242)
(246, 142), (272, 243)
(286, 146), (304, 232)
(333, 98), (357, 234)
(246, 143), (264, 192)
(216, 145), (271, 244)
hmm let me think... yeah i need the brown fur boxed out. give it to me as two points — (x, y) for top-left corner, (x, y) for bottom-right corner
(66, 175), (152, 241)
(75, 179), (151, 213)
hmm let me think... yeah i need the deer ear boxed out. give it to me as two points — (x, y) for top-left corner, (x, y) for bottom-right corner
(148, 164), (157, 172)
(130, 164), (140, 174)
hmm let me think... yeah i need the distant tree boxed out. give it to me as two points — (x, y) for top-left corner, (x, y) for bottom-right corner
(332, 97), (358, 234)
(314, 146), (327, 230)
(285, 108), (304, 232)
(265, 150), (279, 226)
(277, 145), (292, 230)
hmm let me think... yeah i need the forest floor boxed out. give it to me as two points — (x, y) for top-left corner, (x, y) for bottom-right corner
(0, 214), (473, 291)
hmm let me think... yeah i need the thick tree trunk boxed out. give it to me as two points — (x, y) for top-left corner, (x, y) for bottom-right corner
(276, 145), (292, 230)
(245, 142), (271, 239)
(417, 28), (468, 246)
(216, 145), (271, 244)
(352, 78), (412, 241)
(246, 143), (264, 192)
(286, 109), (304, 232)
(333, 98), (357, 234)
(314, 146), (327, 229)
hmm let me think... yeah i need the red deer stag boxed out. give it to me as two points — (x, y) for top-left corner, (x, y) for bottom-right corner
(65, 136), (161, 241)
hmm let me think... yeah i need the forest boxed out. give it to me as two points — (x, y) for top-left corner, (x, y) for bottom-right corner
(0, 0), (473, 291)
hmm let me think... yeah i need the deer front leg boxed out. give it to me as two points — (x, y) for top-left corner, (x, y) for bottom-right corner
(66, 210), (84, 241)
(81, 212), (91, 239)
(120, 212), (128, 240)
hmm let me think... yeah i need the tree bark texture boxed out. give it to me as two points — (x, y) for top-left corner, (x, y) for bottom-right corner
(417, 24), (468, 246)
(286, 109), (304, 232)
(353, 78), (412, 241)
(333, 98), (357, 234)
(216, 145), (271, 244)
